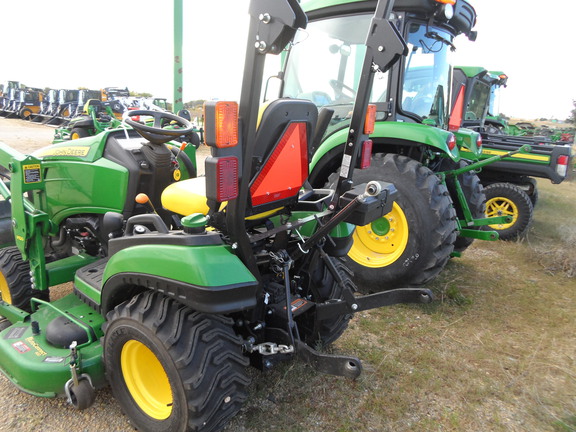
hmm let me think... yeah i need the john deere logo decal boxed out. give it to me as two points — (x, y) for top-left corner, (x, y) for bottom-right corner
(36, 146), (90, 158)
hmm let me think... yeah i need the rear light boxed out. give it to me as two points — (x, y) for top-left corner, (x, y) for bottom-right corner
(476, 134), (482, 152)
(204, 101), (238, 148)
(206, 156), (239, 201)
(360, 140), (373, 169)
(364, 104), (377, 135)
(435, 0), (455, 3)
(447, 133), (456, 151)
(557, 155), (569, 177)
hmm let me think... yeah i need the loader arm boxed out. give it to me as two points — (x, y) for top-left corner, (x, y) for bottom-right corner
(0, 142), (51, 293)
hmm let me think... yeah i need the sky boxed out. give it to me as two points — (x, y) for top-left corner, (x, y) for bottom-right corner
(2, 0), (575, 121)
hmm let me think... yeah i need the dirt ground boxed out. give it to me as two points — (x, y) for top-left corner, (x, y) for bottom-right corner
(0, 117), (55, 152)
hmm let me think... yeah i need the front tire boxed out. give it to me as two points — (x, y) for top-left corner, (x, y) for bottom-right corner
(484, 182), (533, 240)
(344, 154), (457, 290)
(0, 246), (49, 312)
(103, 291), (250, 432)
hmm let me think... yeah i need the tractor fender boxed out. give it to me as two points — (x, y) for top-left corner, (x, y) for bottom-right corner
(309, 121), (460, 186)
(69, 117), (94, 129)
(454, 128), (482, 159)
(100, 242), (259, 315)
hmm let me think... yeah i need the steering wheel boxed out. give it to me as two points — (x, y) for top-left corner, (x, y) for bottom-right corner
(329, 79), (356, 101)
(124, 110), (195, 145)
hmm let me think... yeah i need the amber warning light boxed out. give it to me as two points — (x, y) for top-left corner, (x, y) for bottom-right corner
(364, 104), (377, 135)
(204, 101), (239, 148)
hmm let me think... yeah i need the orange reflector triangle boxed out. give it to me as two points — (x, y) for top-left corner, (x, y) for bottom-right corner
(250, 122), (308, 206)
(449, 84), (465, 131)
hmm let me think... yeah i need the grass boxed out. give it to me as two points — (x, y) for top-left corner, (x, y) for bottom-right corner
(224, 176), (576, 432)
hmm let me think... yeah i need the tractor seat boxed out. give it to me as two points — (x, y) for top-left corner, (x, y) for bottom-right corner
(162, 98), (318, 219)
(162, 177), (210, 216)
(161, 177), (283, 220)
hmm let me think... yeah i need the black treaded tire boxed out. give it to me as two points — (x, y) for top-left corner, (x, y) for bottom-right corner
(70, 127), (90, 140)
(19, 108), (33, 120)
(339, 153), (457, 290)
(0, 246), (49, 312)
(68, 378), (96, 410)
(522, 177), (539, 207)
(103, 291), (250, 432)
(296, 252), (354, 348)
(484, 182), (533, 240)
(443, 161), (486, 253)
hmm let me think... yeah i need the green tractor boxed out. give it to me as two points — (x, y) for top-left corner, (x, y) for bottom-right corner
(270, 0), (518, 290)
(451, 66), (574, 239)
(53, 99), (123, 141)
(0, 1), (434, 430)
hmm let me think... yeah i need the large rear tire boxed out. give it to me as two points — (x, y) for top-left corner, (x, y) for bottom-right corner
(0, 246), (49, 311)
(296, 252), (354, 347)
(343, 154), (457, 290)
(484, 182), (533, 240)
(103, 291), (250, 432)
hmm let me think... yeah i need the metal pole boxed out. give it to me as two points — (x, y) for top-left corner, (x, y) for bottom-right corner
(173, 0), (184, 113)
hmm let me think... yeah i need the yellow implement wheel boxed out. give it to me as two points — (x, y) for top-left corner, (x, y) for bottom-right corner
(348, 202), (409, 268)
(486, 196), (518, 230)
(483, 182), (533, 240)
(121, 340), (172, 420)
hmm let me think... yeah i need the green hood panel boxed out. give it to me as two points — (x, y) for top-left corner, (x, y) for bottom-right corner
(32, 132), (107, 162)
(103, 243), (257, 288)
(43, 157), (128, 227)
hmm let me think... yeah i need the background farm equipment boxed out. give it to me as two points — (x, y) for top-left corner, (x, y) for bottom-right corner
(452, 66), (574, 239)
(53, 99), (123, 141)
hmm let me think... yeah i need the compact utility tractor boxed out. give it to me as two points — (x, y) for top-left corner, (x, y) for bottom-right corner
(272, 0), (518, 290)
(53, 99), (123, 141)
(0, 1), (433, 431)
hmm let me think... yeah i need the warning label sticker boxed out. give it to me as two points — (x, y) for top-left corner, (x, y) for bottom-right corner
(340, 154), (352, 178)
(4, 326), (26, 340)
(23, 164), (41, 184)
(12, 341), (30, 354)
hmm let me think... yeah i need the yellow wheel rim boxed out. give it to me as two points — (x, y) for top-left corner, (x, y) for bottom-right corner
(348, 202), (409, 268)
(70, 132), (80, 140)
(486, 196), (518, 230)
(121, 340), (173, 420)
(0, 272), (12, 304)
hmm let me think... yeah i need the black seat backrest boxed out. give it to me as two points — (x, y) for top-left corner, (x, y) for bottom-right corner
(246, 99), (318, 215)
